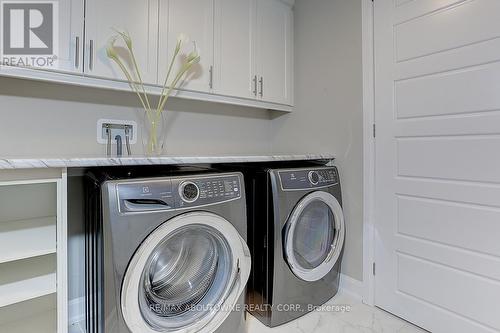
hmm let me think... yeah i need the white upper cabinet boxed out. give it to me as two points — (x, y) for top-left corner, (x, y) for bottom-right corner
(2, 0), (84, 73)
(255, 0), (293, 105)
(159, 0), (215, 93)
(84, 0), (159, 85)
(0, 0), (294, 110)
(213, 0), (293, 104)
(56, 0), (84, 73)
(213, 0), (255, 99)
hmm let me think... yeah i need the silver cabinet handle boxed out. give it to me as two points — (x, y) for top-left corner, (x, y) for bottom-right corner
(75, 36), (80, 69)
(209, 65), (213, 89)
(259, 76), (264, 97)
(253, 75), (257, 96)
(89, 40), (94, 71)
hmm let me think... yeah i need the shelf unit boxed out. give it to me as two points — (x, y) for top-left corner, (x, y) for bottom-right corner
(0, 254), (57, 308)
(0, 173), (67, 333)
(0, 294), (57, 333)
(0, 217), (57, 264)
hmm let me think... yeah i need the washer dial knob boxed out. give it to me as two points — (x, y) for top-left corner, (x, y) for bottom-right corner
(180, 181), (199, 203)
(308, 171), (320, 185)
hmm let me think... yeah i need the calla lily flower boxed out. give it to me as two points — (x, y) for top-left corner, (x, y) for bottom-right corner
(177, 33), (189, 45)
(113, 29), (133, 50)
(106, 37), (118, 60)
(186, 51), (200, 65)
(106, 29), (202, 155)
(176, 33), (189, 52)
(185, 41), (200, 66)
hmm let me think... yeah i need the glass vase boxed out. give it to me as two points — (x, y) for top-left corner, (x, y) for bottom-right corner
(142, 110), (166, 156)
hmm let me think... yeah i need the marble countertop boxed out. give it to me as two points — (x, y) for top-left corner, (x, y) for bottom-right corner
(0, 154), (335, 170)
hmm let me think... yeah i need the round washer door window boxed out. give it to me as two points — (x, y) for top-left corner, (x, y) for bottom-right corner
(284, 191), (345, 282)
(121, 212), (251, 333)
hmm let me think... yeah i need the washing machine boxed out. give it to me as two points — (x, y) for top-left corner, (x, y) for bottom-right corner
(84, 168), (251, 333)
(244, 165), (345, 327)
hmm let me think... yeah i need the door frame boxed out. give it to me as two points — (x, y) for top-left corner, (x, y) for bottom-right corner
(361, 0), (376, 306)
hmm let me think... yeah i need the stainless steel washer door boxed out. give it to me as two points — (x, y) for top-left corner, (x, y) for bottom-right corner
(121, 212), (251, 333)
(284, 191), (345, 282)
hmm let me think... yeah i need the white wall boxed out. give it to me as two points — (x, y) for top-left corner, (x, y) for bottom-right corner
(0, 77), (273, 157)
(271, 0), (364, 281)
(0, 0), (364, 283)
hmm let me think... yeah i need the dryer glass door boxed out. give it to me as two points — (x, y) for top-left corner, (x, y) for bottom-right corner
(121, 212), (251, 333)
(284, 191), (345, 282)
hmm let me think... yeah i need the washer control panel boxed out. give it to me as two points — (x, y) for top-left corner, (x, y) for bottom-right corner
(278, 167), (338, 190)
(117, 174), (241, 213)
(194, 176), (240, 201)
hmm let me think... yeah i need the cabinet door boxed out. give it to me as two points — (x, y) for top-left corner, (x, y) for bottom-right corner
(213, 0), (255, 99)
(159, 0), (214, 93)
(256, 0), (293, 105)
(84, 0), (159, 85)
(56, 0), (84, 73)
(0, 0), (84, 73)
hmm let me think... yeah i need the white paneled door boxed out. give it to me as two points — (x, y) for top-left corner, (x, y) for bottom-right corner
(374, 1), (500, 333)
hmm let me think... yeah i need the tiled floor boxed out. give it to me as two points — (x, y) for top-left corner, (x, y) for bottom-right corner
(247, 292), (427, 333)
(69, 292), (426, 333)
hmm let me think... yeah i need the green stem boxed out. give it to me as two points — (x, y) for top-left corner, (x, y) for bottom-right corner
(157, 47), (181, 111)
(128, 43), (152, 112)
(115, 30), (152, 113)
(157, 62), (196, 114)
(110, 56), (149, 114)
(147, 113), (161, 155)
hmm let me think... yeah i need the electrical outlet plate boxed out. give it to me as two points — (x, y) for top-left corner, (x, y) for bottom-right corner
(97, 119), (138, 145)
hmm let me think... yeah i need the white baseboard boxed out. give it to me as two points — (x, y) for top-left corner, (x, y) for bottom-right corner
(69, 297), (85, 325)
(339, 274), (363, 301)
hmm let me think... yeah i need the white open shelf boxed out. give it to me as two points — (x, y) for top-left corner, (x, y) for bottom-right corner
(0, 254), (56, 308)
(0, 182), (56, 223)
(1, 307), (57, 333)
(0, 175), (65, 333)
(0, 217), (57, 264)
(0, 294), (56, 333)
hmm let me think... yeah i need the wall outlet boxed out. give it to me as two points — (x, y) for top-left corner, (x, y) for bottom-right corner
(97, 119), (138, 145)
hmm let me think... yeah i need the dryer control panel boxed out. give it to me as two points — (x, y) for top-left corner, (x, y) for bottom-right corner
(278, 167), (338, 191)
(116, 174), (242, 213)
